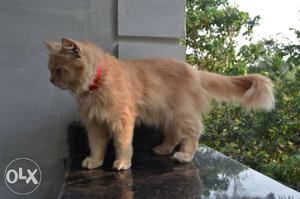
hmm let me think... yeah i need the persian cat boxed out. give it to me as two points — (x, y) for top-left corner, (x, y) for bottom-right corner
(45, 38), (274, 170)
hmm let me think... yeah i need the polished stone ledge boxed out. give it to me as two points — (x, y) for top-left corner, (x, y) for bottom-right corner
(58, 146), (300, 199)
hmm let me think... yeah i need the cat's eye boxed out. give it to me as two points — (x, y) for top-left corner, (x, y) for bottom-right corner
(55, 68), (62, 74)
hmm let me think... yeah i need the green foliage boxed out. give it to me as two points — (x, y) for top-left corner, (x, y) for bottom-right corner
(186, 0), (300, 191)
(186, 0), (260, 75)
(239, 38), (300, 80)
(202, 74), (300, 190)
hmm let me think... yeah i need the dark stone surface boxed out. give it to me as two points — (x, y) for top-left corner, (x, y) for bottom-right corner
(58, 123), (300, 199)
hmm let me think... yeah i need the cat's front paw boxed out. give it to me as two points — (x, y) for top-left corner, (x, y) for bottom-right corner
(81, 156), (103, 169)
(172, 152), (193, 163)
(113, 159), (131, 170)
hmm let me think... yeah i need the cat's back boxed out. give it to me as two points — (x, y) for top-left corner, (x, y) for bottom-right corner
(121, 58), (195, 81)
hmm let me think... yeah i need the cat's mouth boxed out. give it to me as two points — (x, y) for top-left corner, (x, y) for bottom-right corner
(57, 85), (68, 90)
(51, 82), (68, 90)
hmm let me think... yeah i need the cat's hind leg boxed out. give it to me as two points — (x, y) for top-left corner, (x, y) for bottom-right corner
(172, 115), (203, 163)
(153, 124), (179, 155)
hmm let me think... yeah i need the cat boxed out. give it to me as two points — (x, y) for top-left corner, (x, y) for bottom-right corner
(44, 37), (274, 170)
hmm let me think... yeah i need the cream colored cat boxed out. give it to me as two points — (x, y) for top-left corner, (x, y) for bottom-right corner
(45, 38), (274, 170)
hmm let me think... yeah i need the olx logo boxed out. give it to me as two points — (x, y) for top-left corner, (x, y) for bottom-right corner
(4, 158), (42, 195)
(6, 167), (38, 184)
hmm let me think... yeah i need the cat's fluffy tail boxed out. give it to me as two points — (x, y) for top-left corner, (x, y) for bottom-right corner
(199, 71), (275, 111)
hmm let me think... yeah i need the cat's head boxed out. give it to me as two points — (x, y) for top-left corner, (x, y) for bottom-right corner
(44, 38), (92, 92)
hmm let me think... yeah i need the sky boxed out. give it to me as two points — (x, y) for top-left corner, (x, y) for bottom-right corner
(229, 0), (300, 44)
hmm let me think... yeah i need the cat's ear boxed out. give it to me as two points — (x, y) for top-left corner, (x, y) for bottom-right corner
(44, 41), (60, 51)
(61, 37), (82, 57)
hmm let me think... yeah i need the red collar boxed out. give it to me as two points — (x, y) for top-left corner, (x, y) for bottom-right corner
(88, 64), (103, 93)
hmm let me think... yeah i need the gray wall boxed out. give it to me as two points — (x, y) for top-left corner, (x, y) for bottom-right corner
(117, 0), (185, 60)
(0, 0), (185, 198)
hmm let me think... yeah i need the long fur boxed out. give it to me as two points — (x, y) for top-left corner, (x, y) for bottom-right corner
(45, 38), (275, 170)
(199, 71), (275, 110)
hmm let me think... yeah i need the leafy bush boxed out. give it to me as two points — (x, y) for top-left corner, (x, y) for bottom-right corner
(186, 0), (300, 190)
(202, 70), (300, 190)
